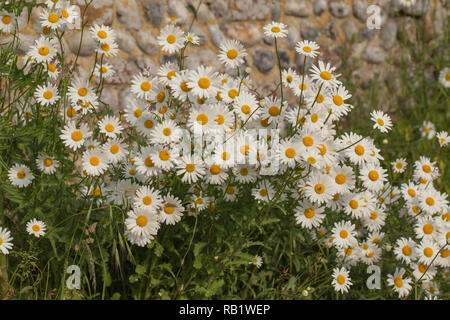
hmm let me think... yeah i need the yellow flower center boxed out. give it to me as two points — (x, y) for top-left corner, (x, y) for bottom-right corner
(43, 90), (53, 100)
(196, 113), (208, 125)
(185, 164), (195, 172)
(101, 43), (110, 52)
(142, 196), (152, 205)
(336, 275), (345, 285)
(423, 224), (433, 234)
(368, 170), (379, 181)
(2, 15), (12, 24)
(167, 70), (176, 80)
(425, 197), (435, 206)
(311, 113), (319, 123)
(422, 164), (431, 173)
(110, 145), (119, 154)
(304, 208), (315, 218)
(105, 123), (115, 132)
(303, 46), (311, 53)
(285, 148), (296, 159)
(316, 94), (324, 103)
(241, 105), (251, 114)
(370, 211), (378, 219)
(424, 247), (433, 257)
(402, 246), (412, 256)
(271, 26), (280, 33)
(39, 46), (50, 56)
(159, 150), (170, 161)
(71, 131), (82, 141)
(333, 95), (343, 106)
(17, 170), (26, 179)
(228, 89), (239, 99)
(166, 34), (176, 44)
(320, 71), (331, 80)
(377, 118), (384, 126)
(349, 200), (359, 209)
(339, 230), (348, 239)
(97, 30), (108, 39)
(144, 119), (154, 129)
(227, 49), (238, 59)
(48, 13), (59, 23)
(32, 224), (40, 232)
(226, 186), (235, 195)
(141, 81), (151, 92)
(269, 106), (280, 116)
(136, 215), (148, 227)
(78, 87), (88, 97)
(61, 10), (69, 18)
(335, 174), (346, 185)
(210, 165), (221, 175)
(145, 157), (154, 167)
(240, 168), (248, 176)
(89, 156), (100, 166)
(157, 91), (166, 103)
(198, 77), (210, 89)
(407, 189), (416, 197)
(164, 205), (175, 214)
(314, 184), (325, 194)
(259, 189), (267, 197)
(181, 81), (191, 92)
(163, 128), (172, 136)
(302, 136), (313, 147)
(44, 158), (53, 167)
(354, 145), (365, 155)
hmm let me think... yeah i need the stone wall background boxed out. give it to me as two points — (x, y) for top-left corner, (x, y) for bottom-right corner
(6, 0), (450, 110)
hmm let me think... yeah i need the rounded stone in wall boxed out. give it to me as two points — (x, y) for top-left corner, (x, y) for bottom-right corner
(329, 1), (351, 18)
(252, 48), (275, 74)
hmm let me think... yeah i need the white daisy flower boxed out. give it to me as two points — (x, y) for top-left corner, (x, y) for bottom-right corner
(0, 11), (16, 33)
(60, 121), (91, 151)
(157, 62), (179, 86)
(438, 67), (450, 88)
(420, 121), (436, 139)
(218, 39), (247, 68)
(394, 237), (417, 264)
(28, 36), (58, 64)
(416, 239), (440, 265)
(36, 154), (59, 174)
(102, 138), (127, 164)
(34, 83), (60, 106)
(436, 131), (450, 147)
(150, 119), (182, 145)
(0, 227), (13, 254)
(233, 90), (261, 122)
(249, 255), (263, 268)
(156, 24), (185, 54)
(359, 164), (388, 192)
(187, 66), (219, 99)
(310, 60), (341, 89)
(98, 115), (123, 138)
(331, 267), (352, 294)
(82, 149), (109, 176)
(370, 110), (393, 133)
(133, 186), (163, 212)
(40, 9), (64, 30)
(331, 221), (357, 248)
(392, 158), (407, 173)
(135, 146), (160, 177)
(263, 21), (288, 38)
(294, 200), (325, 229)
(295, 40), (320, 58)
(46, 61), (60, 80)
(158, 194), (185, 225)
(304, 173), (335, 205)
(130, 72), (155, 101)
(26, 219), (47, 238)
(94, 62), (115, 80)
(251, 182), (275, 202)
(89, 24), (116, 44)
(95, 40), (119, 57)
(8, 164), (34, 188)
(125, 208), (160, 238)
(387, 268), (412, 298)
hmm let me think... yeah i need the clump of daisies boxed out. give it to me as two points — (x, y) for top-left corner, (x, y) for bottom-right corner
(1, 2), (449, 300)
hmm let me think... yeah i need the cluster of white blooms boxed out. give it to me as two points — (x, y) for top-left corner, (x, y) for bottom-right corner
(1, 2), (448, 299)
